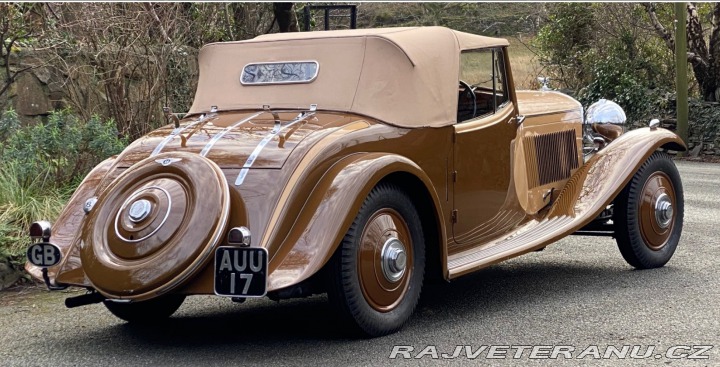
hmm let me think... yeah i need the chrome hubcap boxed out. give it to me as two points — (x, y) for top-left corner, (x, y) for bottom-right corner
(654, 193), (673, 229)
(128, 199), (152, 223)
(381, 238), (407, 283)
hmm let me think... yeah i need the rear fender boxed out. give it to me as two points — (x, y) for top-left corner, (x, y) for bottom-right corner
(26, 157), (117, 286)
(267, 152), (445, 291)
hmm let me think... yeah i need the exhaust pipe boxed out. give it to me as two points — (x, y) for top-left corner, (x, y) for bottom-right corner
(65, 292), (105, 308)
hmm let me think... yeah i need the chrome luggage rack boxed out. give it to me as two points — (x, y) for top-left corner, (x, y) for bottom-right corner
(235, 104), (318, 185)
(150, 104), (319, 185)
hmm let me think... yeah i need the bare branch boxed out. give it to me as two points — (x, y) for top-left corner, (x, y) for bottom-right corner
(643, 3), (675, 51)
(145, 3), (172, 43)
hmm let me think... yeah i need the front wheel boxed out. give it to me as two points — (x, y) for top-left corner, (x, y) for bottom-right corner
(326, 183), (425, 337)
(613, 152), (683, 269)
(104, 294), (185, 323)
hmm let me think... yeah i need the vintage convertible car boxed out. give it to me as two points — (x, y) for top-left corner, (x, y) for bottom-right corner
(26, 27), (685, 337)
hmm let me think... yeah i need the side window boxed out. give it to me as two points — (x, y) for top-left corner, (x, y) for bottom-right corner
(457, 48), (509, 122)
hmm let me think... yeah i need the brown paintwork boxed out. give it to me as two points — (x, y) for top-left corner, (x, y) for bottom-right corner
(638, 172), (676, 250)
(516, 90), (583, 116)
(25, 156), (116, 286)
(452, 104), (518, 245)
(80, 152), (230, 300)
(513, 113), (583, 215)
(28, 29), (687, 305)
(358, 208), (413, 312)
(446, 127), (685, 278)
(115, 111), (353, 169)
(593, 123), (624, 141)
(266, 152), (445, 291)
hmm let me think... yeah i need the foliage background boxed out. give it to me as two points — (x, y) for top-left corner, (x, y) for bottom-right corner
(0, 109), (124, 286)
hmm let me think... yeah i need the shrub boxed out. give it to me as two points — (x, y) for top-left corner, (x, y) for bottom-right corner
(578, 55), (655, 123)
(533, 3), (595, 91)
(1, 109), (126, 189)
(0, 109), (126, 269)
(534, 3), (676, 124)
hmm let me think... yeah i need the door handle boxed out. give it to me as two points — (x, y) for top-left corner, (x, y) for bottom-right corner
(513, 115), (526, 125)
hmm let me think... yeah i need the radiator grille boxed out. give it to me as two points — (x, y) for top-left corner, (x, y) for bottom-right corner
(524, 130), (578, 188)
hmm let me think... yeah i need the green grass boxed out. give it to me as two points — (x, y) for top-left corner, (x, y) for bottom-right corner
(0, 162), (69, 263)
(507, 35), (543, 90)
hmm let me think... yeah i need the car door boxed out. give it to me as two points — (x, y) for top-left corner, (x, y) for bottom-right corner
(452, 47), (524, 248)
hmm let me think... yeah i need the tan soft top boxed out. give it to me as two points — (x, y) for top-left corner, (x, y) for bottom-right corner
(189, 27), (509, 128)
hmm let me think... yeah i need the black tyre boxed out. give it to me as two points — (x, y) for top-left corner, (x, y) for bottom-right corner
(613, 152), (683, 269)
(326, 183), (425, 337)
(104, 295), (185, 323)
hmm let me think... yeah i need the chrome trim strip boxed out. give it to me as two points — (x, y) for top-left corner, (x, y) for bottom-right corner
(200, 111), (265, 157)
(114, 186), (172, 243)
(151, 115), (207, 157)
(235, 111), (316, 186)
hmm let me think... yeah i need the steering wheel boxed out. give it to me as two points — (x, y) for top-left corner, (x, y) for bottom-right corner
(458, 80), (477, 120)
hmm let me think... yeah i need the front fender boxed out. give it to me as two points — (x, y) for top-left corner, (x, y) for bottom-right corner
(267, 152), (443, 291)
(549, 127), (686, 221)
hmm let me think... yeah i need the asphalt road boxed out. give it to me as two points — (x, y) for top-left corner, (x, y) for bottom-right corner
(1, 160), (719, 366)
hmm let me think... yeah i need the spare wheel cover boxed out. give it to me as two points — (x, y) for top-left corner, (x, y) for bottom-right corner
(81, 152), (230, 300)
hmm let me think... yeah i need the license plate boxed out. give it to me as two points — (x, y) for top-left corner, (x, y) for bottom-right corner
(214, 247), (268, 297)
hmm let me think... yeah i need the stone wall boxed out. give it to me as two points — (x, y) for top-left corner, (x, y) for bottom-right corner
(622, 97), (720, 157)
(1, 51), (66, 125)
(686, 101), (720, 157)
(652, 101), (720, 157)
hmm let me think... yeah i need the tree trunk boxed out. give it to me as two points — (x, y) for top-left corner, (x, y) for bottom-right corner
(686, 3), (716, 102)
(645, 2), (720, 102)
(708, 3), (720, 101)
(273, 3), (299, 33)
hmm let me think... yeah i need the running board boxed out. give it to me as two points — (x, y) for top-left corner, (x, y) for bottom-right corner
(447, 215), (574, 278)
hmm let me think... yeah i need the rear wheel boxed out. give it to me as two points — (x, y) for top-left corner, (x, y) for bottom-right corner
(326, 183), (425, 337)
(613, 152), (683, 269)
(104, 295), (185, 323)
